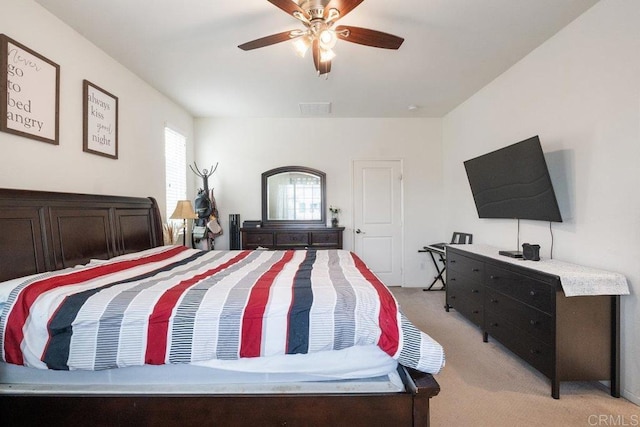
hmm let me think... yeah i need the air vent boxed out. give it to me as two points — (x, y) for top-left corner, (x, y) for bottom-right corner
(299, 102), (332, 116)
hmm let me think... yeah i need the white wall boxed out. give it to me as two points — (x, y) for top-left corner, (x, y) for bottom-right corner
(442, 0), (640, 404)
(0, 0), (195, 219)
(195, 117), (443, 286)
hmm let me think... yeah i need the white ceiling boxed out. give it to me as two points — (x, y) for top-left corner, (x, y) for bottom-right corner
(34, 0), (598, 118)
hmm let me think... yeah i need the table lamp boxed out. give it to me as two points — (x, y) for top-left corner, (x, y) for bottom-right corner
(169, 200), (198, 246)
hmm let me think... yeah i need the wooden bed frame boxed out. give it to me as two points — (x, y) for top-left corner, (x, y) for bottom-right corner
(0, 188), (440, 426)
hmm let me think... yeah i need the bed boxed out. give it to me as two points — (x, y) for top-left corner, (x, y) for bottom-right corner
(0, 188), (443, 426)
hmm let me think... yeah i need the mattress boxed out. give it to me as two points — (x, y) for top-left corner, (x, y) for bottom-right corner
(0, 345), (404, 394)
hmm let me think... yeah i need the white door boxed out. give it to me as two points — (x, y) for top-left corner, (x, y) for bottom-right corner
(353, 160), (403, 285)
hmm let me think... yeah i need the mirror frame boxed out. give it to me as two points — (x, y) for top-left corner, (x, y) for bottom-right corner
(262, 166), (326, 228)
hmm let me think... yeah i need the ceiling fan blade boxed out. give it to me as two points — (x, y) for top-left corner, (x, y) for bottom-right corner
(268, 0), (310, 20)
(323, 0), (365, 20)
(312, 39), (320, 71)
(320, 60), (332, 75)
(238, 31), (299, 51)
(335, 25), (404, 49)
(312, 39), (331, 75)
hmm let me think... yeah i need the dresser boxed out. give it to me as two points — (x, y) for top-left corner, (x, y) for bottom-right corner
(446, 245), (623, 399)
(240, 226), (344, 250)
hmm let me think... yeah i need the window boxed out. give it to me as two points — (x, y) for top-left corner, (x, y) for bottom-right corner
(164, 126), (187, 221)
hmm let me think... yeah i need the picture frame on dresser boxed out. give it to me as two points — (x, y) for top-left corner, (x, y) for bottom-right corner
(83, 79), (118, 159)
(0, 34), (60, 145)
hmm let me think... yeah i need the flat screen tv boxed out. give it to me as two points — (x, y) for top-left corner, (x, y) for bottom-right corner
(463, 136), (562, 223)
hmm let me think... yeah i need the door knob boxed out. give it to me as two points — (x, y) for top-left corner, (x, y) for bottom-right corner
(355, 229), (365, 234)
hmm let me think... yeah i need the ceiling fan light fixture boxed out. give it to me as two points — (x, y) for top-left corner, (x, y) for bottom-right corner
(293, 36), (311, 57)
(320, 47), (336, 62)
(318, 29), (337, 49)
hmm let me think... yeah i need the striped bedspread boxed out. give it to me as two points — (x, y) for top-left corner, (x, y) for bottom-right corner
(0, 246), (444, 374)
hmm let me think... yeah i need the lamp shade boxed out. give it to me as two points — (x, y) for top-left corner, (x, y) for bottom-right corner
(170, 200), (198, 220)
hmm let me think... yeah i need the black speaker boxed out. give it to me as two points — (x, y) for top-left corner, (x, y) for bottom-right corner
(229, 214), (241, 250)
(522, 243), (540, 261)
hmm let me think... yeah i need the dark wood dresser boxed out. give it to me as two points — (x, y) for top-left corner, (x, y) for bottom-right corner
(241, 226), (345, 250)
(445, 245), (621, 399)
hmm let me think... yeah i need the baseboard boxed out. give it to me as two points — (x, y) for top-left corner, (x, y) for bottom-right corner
(622, 389), (640, 406)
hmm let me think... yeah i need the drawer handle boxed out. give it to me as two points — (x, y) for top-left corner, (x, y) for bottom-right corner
(529, 290), (537, 296)
(529, 349), (540, 355)
(490, 298), (498, 303)
(490, 322), (499, 327)
(450, 260), (456, 263)
(450, 295), (456, 299)
(450, 278), (456, 282)
(490, 275), (499, 280)
(472, 310), (480, 314)
(472, 268), (480, 272)
(471, 289), (479, 293)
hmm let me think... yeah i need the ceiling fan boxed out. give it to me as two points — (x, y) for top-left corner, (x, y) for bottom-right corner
(238, 0), (404, 75)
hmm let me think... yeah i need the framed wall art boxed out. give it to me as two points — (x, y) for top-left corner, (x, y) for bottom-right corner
(83, 79), (118, 159)
(0, 34), (60, 145)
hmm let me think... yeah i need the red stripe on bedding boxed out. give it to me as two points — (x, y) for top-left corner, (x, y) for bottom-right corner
(239, 250), (295, 358)
(3, 246), (188, 365)
(350, 252), (400, 357)
(145, 251), (252, 364)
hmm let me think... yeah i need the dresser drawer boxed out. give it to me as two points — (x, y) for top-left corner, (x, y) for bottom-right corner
(310, 230), (340, 247)
(485, 288), (553, 344)
(275, 232), (309, 247)
(485, 264), (555, 314)
(448, 293), (483, 327)
(242, 232), (274, 248)
(241, 227), (344, 250)
(447, 269), (484, 298)
(447, 251), (484, 281)
(485, 311), (554, 378)
(447, 274), (483, 327)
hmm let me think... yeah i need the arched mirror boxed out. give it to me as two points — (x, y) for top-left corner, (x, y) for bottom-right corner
(262, 166), (326, 227)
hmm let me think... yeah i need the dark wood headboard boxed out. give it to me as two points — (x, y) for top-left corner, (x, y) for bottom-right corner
(0, 188), (164, 282)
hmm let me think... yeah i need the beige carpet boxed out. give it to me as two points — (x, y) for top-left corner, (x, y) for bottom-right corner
(391, 287), (639, 427)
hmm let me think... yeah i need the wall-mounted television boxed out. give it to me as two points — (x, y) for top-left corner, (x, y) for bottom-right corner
(463, 135), (562, 223)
